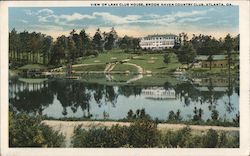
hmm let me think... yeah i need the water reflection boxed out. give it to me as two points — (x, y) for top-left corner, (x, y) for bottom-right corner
(9, 76), (239, 121)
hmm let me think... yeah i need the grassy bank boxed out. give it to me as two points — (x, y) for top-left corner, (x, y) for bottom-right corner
(75, 50), (181, 74)
(188, 68), (239, 77)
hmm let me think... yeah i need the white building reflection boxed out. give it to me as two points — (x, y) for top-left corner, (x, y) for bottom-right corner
(141, 87), (176, 100)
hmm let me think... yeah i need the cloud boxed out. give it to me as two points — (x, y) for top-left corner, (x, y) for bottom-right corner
(93, 12), (141, 24)
(19, 19), (28, 24)
(24, 8), (211, 28)
(25, 9), (54, 16)
(20, 7), (237, 39)
(178, 17), (209, 23)
(59, 13), (95, 21)
(37, 9), (54, 15)
(29, 24), (64, 31)
(174, 10), (207, 18)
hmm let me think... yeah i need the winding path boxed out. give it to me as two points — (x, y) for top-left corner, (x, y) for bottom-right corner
(50, 61), (145, 83)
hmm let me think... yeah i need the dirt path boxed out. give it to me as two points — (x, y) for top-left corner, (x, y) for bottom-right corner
(42, 120), (239, 147)
(71, 63), (103, 68)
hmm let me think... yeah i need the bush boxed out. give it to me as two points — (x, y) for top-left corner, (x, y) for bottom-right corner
(9, 112), (65, 147)
(163, 53), (171, 64)
(202, 129), (218, 148)
(163, 127), (192, 147)
(71, 123), (239, 148)
(126, 109), (152, 121)
(127, 119), (159, 147)
(71, 119), (159, 147)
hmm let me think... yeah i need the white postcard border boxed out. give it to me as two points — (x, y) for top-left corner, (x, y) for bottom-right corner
(1, 1), (249, 156)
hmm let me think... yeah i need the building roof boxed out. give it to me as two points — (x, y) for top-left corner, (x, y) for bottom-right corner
(19, 64), (47, 70)
(195, 86), (227, 92)
(143, 34), (178, 39)
(195, 55), (227, 61)
(18, 78), (48, 84)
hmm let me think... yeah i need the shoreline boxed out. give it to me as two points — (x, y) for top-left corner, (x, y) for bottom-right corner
(42, 120), (239, 147)
(42, 120), (239, 132)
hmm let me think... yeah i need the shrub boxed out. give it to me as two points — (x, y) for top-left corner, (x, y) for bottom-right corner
(9, 112), (65, 147)
(127, 119), (159, 147)
(163, 53), (171, 64)
(202, 129), (219, 148)
(163, 126), (191, 148)
(211, 110), (219, 121)
(71, 119), (159, 147)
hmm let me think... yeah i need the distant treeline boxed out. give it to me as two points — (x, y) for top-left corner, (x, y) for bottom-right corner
(9, 27), (239, 67)
(9, 27), (140, 67)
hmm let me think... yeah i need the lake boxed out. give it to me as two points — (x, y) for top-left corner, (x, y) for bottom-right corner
(9, 74), (239, 121)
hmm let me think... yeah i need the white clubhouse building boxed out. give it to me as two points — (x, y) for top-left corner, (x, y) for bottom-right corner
(140, 34), (180, 50)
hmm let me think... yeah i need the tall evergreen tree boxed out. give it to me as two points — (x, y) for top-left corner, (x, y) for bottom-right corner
(42, 36), (53, 65)
(176, 42), (197, 65)
(79, 29), (91, 56)
(92, 28), (103, 52)
(104, 34), (115, 50)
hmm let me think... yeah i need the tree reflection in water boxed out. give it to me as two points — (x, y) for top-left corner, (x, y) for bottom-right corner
(9, 78), (53, 115)
(9, 75), (239, 121)
(51, 80), (92, 118)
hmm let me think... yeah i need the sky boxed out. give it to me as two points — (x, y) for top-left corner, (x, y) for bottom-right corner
(9, 6), (239, 39)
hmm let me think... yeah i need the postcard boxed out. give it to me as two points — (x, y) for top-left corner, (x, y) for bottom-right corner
(0, 1), (249, 156)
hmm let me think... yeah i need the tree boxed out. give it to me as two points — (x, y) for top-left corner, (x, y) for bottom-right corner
(198, 108), (203, 120)
(9, 112), (65, 147)
(190, 34), (222, 55)
(233, 34), (239, 51)
(70, 29), (82, 58)
(127, 109), (134, 120)
(67, 37), (77, 63)
(207, 55), (213, 70)
(118, 35), (131, 51)
(163, 53), (171, 64)
(168, 111), (175, 120)
(132, 38), (140, 53)
(176, 42), (197, 65)
(104, 33), (115, 50)
(42, 36), (53, 65)
(79, 29), (91, 56)
(211, 110), (219, 121)
(50, 35), (68, 65)
(168, 110), (182, 121)
(19, 31), (31, 63)
(92, 28), (103, 52)
(9, 29), (19, 61)
(224, 34), (234, 69)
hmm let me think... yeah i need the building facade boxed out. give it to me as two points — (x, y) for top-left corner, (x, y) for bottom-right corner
(195, 55), (228, 68)
(140, 34), (179, 50)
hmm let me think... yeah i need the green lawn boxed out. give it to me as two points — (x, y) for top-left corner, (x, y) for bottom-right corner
(189, 67), (238, 75)
(76, 49), (133, 64)
(79, 73), (181, 86)
(72, 64), (106, 72)
(76, 50), (181, 74)
(133, 74), (181, 86)
(112, 63), (138, 73)
(129, 53), (181, 73)
(112, 74), (137, 82)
